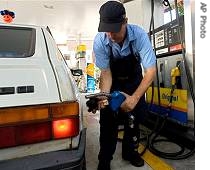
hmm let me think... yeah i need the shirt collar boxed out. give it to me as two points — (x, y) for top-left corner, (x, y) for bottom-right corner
(127, 25), (136, 42)
(104, 34), (110, 46)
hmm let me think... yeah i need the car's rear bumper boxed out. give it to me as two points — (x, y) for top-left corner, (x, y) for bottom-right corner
(0, 128), (86, 170)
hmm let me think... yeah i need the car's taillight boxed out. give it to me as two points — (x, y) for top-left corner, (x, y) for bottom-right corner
(0, 122), (51, 149)
(0, 102), (80, 149)
(0, 106), (49, 125)
(51, 102), (79, 118)
(52, 118), (79, 139)
(0, 127), (16, 148)
(16, 122), (52, 145)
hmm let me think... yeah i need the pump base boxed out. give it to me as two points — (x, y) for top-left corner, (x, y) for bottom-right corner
(141, 111), (195, 150)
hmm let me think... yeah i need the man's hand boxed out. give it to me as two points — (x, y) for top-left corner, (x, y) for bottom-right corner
(86, 95), (109, 113)
(120, 92), (139, 112)
(97, 96), (109, 109)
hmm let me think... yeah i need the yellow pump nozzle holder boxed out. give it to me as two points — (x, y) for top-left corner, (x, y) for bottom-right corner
(171, 67), (181, 86)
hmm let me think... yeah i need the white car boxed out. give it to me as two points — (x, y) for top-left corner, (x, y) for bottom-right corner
(0, 23), (86, 170)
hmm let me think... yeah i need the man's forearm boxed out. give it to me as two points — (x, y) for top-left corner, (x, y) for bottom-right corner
(133, 66), (156, 101)
(99, 69), (112, 93)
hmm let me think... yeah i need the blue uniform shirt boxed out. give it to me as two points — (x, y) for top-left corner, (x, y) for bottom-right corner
(93, 24), (156, 70)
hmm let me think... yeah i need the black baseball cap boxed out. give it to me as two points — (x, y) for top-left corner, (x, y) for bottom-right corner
(98, 1), (126, 33)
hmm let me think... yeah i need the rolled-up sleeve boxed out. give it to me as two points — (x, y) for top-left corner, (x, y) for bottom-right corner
(135, 30), (156, 69)
(93, 34), (110, 69)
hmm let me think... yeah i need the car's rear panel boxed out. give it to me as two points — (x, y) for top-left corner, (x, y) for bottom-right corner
(0, 23), (86, 170)
(0, 25), (60, 107)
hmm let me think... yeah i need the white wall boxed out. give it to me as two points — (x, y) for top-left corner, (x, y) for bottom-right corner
(0, 0), (106, 44)
(0, 0), (164, 46)
(124, 0), (164, 32)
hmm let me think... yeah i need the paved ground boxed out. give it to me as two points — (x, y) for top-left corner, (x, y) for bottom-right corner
(82, 93), (195, 170)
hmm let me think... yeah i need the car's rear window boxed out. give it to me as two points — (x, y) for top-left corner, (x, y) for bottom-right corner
(0, 26), (36, 58)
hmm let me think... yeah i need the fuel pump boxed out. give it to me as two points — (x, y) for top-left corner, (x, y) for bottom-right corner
(138, 0), (195, 160)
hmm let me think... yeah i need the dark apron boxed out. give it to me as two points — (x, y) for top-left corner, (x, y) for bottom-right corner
(98, 42), (146, 161)
(110, 43), (142, 94)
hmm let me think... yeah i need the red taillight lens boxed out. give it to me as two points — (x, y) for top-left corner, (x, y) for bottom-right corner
(52, 118), (79, 139)
(0, 122), (51, 149)
(16, 122), (51, 145)
(0, 127), (16, 148)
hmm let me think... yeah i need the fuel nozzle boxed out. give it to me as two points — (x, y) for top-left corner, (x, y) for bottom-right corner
(168, 66), (181, 108)
(171, 67), (181, 86)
